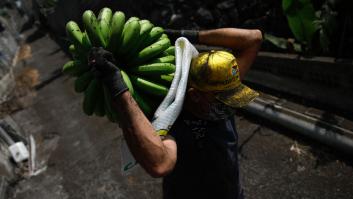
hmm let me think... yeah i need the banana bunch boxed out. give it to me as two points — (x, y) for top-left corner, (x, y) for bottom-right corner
(63, 8), (176, 122)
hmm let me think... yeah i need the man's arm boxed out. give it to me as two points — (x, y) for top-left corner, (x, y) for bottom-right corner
(88, 47), (176, 178)
(198, 28), (263, 80)
(113, 91), (177, 178)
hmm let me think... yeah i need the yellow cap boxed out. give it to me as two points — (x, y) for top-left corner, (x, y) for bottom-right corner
(189, 50), (259, 108)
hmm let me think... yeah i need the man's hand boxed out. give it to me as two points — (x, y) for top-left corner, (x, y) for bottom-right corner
(88, 47), (128, 98)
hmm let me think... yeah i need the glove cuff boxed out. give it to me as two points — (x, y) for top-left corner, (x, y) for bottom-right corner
(180, 30), (199, 43)
(112, 87), (129, 99)
(102, 72), (128, 98)
(165, 29), (199, 43)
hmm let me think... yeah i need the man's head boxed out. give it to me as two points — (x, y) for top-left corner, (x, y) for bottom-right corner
(185, 50), (258, 120)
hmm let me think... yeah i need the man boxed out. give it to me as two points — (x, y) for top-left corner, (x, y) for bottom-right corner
(89, 28), (262, 199)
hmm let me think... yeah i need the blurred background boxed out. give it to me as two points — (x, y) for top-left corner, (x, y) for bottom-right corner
(0, 0), (352, 198)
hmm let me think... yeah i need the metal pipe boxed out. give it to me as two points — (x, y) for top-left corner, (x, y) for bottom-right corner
(244, 98), (353, 155)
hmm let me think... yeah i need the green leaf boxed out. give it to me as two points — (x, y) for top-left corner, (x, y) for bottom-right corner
(282, 0), (319, 44)
(264, 34), (288, 49)
(264, 33), (302, 53)
(282, 0), (295, 14)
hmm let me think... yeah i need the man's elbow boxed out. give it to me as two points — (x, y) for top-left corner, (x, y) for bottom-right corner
(147, 164), (174, 178)
(251, 29), (263, 46)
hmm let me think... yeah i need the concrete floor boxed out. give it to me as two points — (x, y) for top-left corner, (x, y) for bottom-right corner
(6, 29), (353, 199)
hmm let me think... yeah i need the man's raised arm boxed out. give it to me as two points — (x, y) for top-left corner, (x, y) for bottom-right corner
(199, 28), (263, 80)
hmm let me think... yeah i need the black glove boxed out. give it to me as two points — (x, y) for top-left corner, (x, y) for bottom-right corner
(164, 29), (199, 43)
(88, 47), (128, 98)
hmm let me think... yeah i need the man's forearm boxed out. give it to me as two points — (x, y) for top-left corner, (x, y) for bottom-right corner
(198, 28), (262, 50)
(198, 28), (262, 80)
(112, 91), (176, 177)
(87, 47), (176, 177)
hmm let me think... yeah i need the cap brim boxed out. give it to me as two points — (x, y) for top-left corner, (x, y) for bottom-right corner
(215, 83), (259, 108)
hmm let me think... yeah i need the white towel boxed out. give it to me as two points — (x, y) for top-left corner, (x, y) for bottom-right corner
(152, 37), (199, 132)
(121, 37), (199, 175)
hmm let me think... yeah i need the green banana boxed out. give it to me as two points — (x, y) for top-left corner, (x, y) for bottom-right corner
(69, 32), (90, 62)
(62, 60), (89, 77)
(129, 75), (168, 97)
(149, 55), (175, 64)
(162, 46), (175, 56)
(62, 60), (76, 75)
(120, 70), (134, 94)
(103, 85), (113, 115)
(105, 105), (119, 122)
(126, 19), (154, 59)
(98, 7), (112, 47)
(82, 10), (105, 47)
(68, 44), (77, 58)
(66, 13), (183, 121)
(66, 21), (84, 49)
(133, 90), (153, 116)
(111, 110), (119, 123)
(118, 19), (141, 55)
(83, 78), (99, 116)
(125, 17), (139, 23)
(108, 11), (126, 54)
(161, 74), (174, 83)
(103, 85), (118, 122)
(67, 42), (88, 68)
(106, 106), (117, 123)
(74, 71), (94, 93)
(129, 37), (171, 66)
(129, 63), (175, 75)
(82, 31), (92, 50)
(159, 33), (168, 40)
(139, 91), (160, 109)
(139, 19), (154, 32)
(120, 71), (153, 115)
(148, 74), (174, 86)
(105, 104), (114, 122)
(94, 102), (105, 117)
(94, 81), (105, 117)
(139, 26), (164, 50)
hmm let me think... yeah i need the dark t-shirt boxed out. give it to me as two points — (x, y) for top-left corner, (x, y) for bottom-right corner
(163, 110), (244, 199)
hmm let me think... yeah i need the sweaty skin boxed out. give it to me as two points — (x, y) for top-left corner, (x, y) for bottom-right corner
(112, 28), (262, 177)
